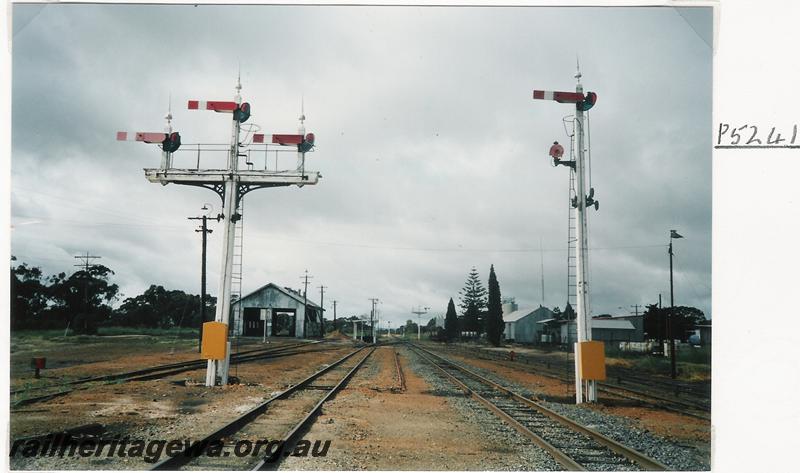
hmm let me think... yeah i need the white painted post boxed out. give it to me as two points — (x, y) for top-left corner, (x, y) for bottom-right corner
(573, 69), (596, 403)
(353, 320), (357, 341)
(261, 308), (268, 343)
(206, 80), (243, 387)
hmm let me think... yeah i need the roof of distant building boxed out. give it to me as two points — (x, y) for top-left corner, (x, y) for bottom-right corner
(503, 306), (553, 323)
(536, 318), (635, 330)
(234, 282), (323, 309)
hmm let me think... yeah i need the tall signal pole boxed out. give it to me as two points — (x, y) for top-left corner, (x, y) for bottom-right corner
(368, 298), (379, 344)
(119, 77), (320, 387)
(411, 306), (430, 341)
(189, 207), (218, 352)
(533, 64), (599, 404)
(332, 300), (338, 331)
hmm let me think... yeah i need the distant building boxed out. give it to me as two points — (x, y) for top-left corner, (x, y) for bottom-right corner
(503, 306), (554, 344)
(597, 314), (644, 341)
(231, 283), (324, 338)
(537, 317), (641, 345)
(696, 321), (712, 345)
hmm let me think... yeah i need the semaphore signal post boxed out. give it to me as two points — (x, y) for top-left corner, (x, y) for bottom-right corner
(118, 77), (320, 387)
(533, 65), (604, 404)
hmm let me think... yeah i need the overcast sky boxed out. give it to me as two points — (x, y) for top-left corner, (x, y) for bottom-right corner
(10, 4), (712, 327)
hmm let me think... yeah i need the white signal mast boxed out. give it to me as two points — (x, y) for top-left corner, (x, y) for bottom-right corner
(533, 64), (599, 403)
(411, 306), (430, 341)
(118, 77), (320, 387)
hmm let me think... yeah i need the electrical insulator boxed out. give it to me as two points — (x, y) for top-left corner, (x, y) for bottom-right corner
(577, 92), (597, 112)
(234, 102), (251, 123)
(162, 132), (181, 153)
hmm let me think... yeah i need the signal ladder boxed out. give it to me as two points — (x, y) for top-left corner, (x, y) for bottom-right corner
(564, 117), (578, 312)
(230, 196), (245, 377)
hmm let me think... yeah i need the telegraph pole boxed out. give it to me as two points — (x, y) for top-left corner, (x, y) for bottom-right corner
(189, 207), (217, 352)
(630, 304), (641, 317)
(318, 285), (327, 336)
(119, 76), (320, 387)
(74, 252), (101, 272)
(533, 64), (600, 404)
(669, 230), (683, 379)
(300, 270), (313, 337)
(73, 252), (101, 326)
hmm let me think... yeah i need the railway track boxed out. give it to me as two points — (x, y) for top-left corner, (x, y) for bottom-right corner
(151, 346), (375, 470)
(393, 347), (406, 392)
(428, 343), (710, 419)
(409, 344), (667, 471)
(10, 341), (328, 407)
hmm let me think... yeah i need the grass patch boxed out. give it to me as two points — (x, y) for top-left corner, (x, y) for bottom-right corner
(98, 326), (199, 338)
(610, 346), (711, 381)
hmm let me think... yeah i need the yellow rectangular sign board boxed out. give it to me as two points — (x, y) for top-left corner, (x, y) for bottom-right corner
(201, 322), (228, 360)
(577, 340), (606, 381)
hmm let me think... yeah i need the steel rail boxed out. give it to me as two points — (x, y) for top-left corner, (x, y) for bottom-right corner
(10, 342), (325, 408)
(11, 341), (316, 395)
(393, 347), (406, 392)
(150, 347), (367, 471)
(433, 343), (710, 416)
(411, 346), (584, 470)
(435, 342), (710, 397)
(410, 344), (667, 471)
(253, 347), (376, 470)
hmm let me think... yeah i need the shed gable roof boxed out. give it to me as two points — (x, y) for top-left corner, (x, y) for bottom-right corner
(234, 283), (323, 310)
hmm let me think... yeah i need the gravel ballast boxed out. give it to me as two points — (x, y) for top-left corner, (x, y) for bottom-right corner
(424, 346), (711, 471)
(403, 347), (562, 471)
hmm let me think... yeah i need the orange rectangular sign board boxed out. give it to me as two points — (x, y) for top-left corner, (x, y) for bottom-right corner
(577, 341), (606, 381)
(201, 322), (228, 360)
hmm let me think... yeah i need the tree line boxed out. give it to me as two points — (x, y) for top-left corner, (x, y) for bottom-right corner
(436, 265), (505, 346)
(10, 257), (215, 334)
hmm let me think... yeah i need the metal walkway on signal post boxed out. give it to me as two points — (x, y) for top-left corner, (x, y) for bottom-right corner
(119, 77), (320, 387)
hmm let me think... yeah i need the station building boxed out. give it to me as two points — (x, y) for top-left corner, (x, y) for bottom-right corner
(231, 283), (324, 338)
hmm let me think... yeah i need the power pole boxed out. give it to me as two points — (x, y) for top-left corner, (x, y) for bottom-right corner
(74, 252), (101, 272)
(300, 270), (313, 337)
(669, 230), (683, 379)
(318, 285), (327, 336)
(539, 237), (545, 306)
(630, 304), (641, 317)
(189, 209), (217, 352)
(534, 63), (600, 404)
(658, 293), (664, 354)
(73, 252), (101, 324)
(119, 77), (320, 387)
